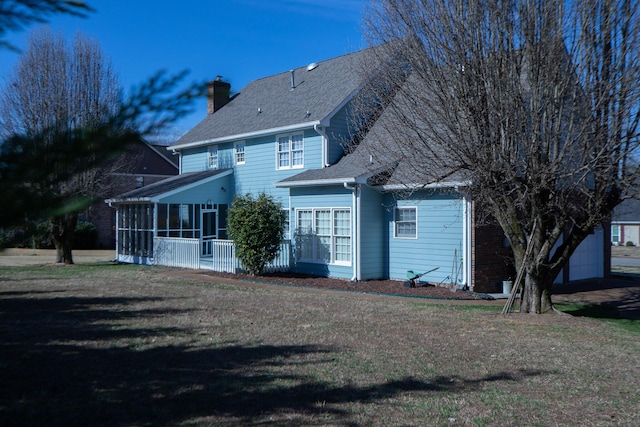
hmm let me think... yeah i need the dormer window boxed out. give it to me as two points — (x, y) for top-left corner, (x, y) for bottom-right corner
(208, 146), (218, 169)
(277, 133), (304, 170)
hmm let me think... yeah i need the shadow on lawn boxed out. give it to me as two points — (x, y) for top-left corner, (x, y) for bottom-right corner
(0, 291), (547, 426)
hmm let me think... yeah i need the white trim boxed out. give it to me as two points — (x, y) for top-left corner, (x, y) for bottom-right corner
(170, 122), (320, 151)
(274, 177), (361, 188)
(380, 181), (472, 191)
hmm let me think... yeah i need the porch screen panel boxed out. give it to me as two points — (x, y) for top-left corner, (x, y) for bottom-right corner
(218, 204), (228, 239)
(117, 204), (154, 257)
(169, 204), (180, 237)
(157, 204), (168, 237)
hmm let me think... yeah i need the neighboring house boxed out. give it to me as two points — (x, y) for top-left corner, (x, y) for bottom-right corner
(611, 199), (640, 246)
(106, 47), (607, 293)
(82, 139), (178, 248)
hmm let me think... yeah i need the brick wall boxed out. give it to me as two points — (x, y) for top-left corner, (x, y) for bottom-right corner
(471, 206), (516, 293)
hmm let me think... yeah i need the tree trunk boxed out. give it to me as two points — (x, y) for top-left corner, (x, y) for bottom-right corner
(520, 271), (554, 314)
(50, 214), (77, 264)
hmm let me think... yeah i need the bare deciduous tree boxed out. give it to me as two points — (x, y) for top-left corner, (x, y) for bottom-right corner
(0, 26), (123, 263)
(0, 0), (92, 50)
(360, 0), (640, 313)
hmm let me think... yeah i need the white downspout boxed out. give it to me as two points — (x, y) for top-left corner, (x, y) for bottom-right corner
(463, 193), (473, 290)
(314, 123), (329, 167)
(344, 182), (359, 281)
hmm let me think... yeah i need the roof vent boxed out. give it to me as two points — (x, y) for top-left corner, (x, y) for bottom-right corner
(307, 62), (318, 71)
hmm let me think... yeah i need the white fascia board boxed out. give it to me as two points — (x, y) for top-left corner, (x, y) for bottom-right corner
(378, 180), (472, 191)
(169, 121), (321, 151)
(106, 170), (233, 205)
(274, 172), (374, 188)
(275, 177), (358, 188)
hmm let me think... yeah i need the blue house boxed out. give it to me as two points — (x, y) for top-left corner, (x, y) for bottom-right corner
(107, 47), (607, 293)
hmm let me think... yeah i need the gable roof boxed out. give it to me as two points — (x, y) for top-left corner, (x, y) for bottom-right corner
(105, 169), (232, 204)
(612, 198), (640, 223)
(276, 74), (470, 190)
(171, 47), (382, 150)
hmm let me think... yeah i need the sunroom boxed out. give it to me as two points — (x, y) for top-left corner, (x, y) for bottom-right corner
(106, 169), (261, 271)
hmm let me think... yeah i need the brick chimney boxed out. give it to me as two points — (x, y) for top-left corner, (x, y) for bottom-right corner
(207, 76), (231, 115)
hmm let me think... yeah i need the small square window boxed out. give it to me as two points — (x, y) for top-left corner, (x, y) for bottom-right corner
(395, 207), (417, 238)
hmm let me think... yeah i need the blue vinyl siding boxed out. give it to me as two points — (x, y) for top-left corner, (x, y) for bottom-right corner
(159, 174), (234, 205)
(325, 104), (354, 165)
(180, 146), (208, 172)
(359, 186), (386, 280)
(387, 191), (465, 285)
(179, 128), (323, 210)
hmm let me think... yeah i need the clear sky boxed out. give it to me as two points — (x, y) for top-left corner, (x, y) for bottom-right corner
(0, 0), (367, 138)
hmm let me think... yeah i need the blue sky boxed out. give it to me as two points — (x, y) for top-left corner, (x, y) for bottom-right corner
(0, 0), (367, 137)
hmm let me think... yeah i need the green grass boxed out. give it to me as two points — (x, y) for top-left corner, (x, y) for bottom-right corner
(1, 264), (639, 426)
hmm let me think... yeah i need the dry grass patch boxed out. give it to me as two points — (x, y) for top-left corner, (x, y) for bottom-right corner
(1, 264), (638, 426)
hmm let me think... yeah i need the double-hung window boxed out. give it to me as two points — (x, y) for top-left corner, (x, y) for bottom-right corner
(207, 146), (218, 169)
(277, 133), (304, 169)
(234, 141), (245, 165)
(612, 225), (620, 244)
(395, 207), (417, 238)
(296, 208), (351, 265)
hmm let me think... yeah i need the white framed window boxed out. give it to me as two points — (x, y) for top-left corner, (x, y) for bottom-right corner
(295, 208), (351, 265)
(234, 141), (245, 165)
(282, 209), (291, 240)
(395, 207), (417, 238)
(612, 225), (620, 244)
(277, 133), (304, 169)
(207, 146), (218, 169)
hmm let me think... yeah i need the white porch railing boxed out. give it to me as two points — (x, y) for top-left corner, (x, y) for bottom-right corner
(153, 237), (200, 269)
(152, 237), (291, 273)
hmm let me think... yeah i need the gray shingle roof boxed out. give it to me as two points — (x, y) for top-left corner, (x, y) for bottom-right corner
(277, 74), (468, 189)
(171, 48), (379, 149)
(612, 199), (640, 222)
(106, 169), (231, 203)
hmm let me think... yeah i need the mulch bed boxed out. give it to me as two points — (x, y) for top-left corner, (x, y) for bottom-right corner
(199, 271), (483, 300)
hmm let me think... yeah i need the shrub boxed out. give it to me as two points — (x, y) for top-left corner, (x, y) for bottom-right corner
(227, 193), (286, 275)
(625, 241), (635, 247)
(74, 221), (98, 249)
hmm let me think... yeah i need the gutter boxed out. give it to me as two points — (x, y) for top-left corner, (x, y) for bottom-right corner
(314, 123), (330, 167)
(169, 121), (322, 151)
(378, 180), (472, 191)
